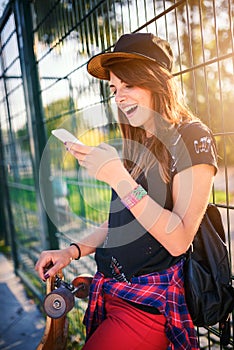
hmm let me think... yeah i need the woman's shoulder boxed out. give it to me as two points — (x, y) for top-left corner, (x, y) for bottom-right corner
(170, 119), (218, 175)
(177, 120), (216, 152)
(178, 120), (213, 137)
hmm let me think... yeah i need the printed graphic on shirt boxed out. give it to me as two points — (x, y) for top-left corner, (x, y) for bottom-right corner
(110, 256), (130, 283)
(102, 233), (109, 248)
(170, 133), (181, 173)
(194, 136), (212, 154)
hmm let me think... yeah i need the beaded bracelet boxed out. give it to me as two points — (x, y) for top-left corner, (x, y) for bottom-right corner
(70, 243), (81, 260)
(121, 184), (147, 209)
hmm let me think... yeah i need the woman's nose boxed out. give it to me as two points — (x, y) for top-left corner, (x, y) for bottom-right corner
(115, 89), (126, 103)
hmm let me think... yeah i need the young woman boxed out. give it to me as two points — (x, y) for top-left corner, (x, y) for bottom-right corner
(36, 33), (217, 349)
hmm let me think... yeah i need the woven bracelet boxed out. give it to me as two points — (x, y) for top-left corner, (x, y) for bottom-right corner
(121, 184), (147, 209)
(70, 243), (81, 260)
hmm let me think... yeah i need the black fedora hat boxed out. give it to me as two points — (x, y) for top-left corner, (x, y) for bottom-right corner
(87, 32), (174, 80)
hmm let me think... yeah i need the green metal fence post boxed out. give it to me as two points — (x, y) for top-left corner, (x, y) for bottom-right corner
(13, 0), (58, 249)
(0, 126), (19, 269)
(0, 5), (19, 269)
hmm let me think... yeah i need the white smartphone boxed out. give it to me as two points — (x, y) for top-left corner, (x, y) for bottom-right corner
(51, 128), (84, 145)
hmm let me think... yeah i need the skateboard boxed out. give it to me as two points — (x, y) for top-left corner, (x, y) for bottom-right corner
(37, 272), (92, 350)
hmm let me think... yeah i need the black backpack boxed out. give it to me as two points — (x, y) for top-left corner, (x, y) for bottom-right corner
(183, 204), (234, 344)
(169, 123), (234, 345)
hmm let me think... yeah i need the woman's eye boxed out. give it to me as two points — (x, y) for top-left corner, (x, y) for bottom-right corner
(110, 90), (116, 96)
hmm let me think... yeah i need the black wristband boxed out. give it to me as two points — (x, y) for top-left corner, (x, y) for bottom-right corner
(70, 243), (81, 260)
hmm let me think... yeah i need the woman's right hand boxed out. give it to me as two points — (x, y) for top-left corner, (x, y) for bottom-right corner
(35, 247), (73, 281)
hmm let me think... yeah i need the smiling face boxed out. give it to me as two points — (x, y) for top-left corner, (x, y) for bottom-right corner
(109, 72), (155, 135)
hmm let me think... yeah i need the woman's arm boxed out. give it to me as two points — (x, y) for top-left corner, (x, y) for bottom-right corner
(67, 142), (215, 256)
(35, 220), (108, 280)
(124, 164), (215, 256)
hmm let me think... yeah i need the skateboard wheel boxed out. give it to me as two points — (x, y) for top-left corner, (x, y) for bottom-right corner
(72, 275), (93, 299)
(43, 287), (75, 319)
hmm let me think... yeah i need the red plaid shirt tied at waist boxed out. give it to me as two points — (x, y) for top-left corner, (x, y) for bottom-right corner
(84, 259), (199, 350)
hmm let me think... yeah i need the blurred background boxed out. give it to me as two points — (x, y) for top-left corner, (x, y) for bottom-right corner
(0, 0), (233, 348)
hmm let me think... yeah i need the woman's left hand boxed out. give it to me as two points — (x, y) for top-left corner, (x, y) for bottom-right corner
(66, 142), (124, 186)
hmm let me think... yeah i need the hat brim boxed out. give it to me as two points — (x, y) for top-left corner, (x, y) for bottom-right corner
(87, 52), (159, 80)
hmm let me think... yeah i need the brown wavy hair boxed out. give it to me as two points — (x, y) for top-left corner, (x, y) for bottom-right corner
(105, 59), (197, 182)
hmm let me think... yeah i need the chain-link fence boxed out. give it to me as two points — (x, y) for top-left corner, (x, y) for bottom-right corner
(0, 0), (233, 348)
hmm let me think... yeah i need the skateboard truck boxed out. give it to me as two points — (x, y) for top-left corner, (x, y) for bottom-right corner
(43, 274), (92, 319)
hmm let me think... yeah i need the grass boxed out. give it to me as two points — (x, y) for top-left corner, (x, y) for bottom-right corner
(65, 303), (87, 349)
(211, 190), (234, 205)
(67, 180), (111, 223)
(7, 175), (111, 224)
(0, 239), (11, 256)
(7, 173), (233, 219)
